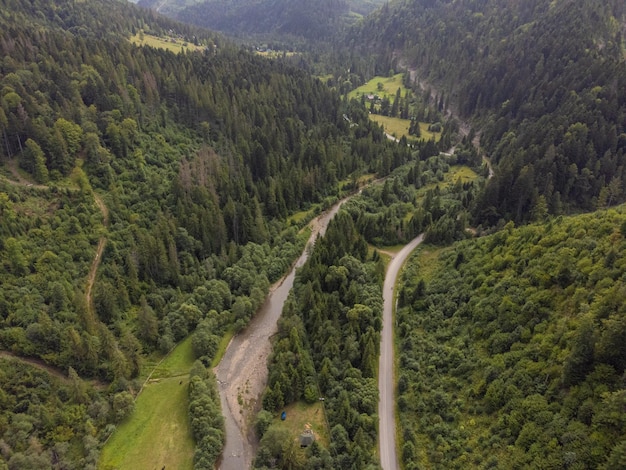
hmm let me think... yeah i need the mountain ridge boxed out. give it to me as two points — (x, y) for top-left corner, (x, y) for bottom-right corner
(345, 0), (626, 224)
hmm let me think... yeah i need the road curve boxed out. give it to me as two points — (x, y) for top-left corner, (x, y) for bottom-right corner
(379, 234), (424, 470)
(215, 199), (348, 470)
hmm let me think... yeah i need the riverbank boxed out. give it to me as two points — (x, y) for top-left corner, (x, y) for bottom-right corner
(215, 198), (348, 469)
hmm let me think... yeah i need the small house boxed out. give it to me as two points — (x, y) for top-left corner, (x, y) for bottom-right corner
(299, 429), (315, 448)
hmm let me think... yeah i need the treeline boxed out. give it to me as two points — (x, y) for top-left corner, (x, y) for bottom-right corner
(175, 0), (349, 41)
(188, 361), (224, 469)
(170, 0), (388, 43)
(344, 141), (482, 247)
(345, 0), (626, 224)
(0, 0), (400, 467)
(396, 209), (626, 468)
(0, 0), (218, 46)
(256, 212), (384, 469)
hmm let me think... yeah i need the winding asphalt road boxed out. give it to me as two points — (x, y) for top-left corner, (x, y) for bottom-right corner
(379, 234), (424, 470)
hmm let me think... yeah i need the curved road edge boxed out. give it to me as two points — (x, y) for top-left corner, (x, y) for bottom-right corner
(379, 234), (424, 470)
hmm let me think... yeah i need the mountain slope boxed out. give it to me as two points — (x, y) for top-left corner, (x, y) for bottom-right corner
(164, 0), (385, 42)
(0, 0), (400, 467)
(397, 209), (626, 468)
(348, 0), (626, 224)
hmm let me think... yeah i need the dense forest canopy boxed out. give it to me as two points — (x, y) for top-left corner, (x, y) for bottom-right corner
(0, 0), (400, 467)
(397, 210), (626, 468)
(346, 0), (626, 224)
(3, 0), (626, 468)
(152, 0), (386, 43)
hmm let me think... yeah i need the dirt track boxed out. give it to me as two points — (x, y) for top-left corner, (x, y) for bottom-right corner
(85, 194), (108, 320)
(215, 200), (347, 470)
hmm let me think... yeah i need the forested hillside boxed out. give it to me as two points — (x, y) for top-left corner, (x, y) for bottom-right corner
(0, 0), (400, 467)
(174, 0), (347, 41)
(167, 0), (384, 42)
(396, 210), (626, 468)
(254, 145), (484, 467)
(257, 211), (383, 469)
(348, 0), (626, 225)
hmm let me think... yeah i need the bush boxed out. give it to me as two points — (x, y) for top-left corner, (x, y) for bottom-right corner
(255, 410), (273, 437)
(112, 391), (135, 423)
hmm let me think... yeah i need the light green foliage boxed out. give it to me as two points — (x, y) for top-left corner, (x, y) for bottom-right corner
(397, 208), (626, 468)
(344, 148), (482, 248)
(188, 362), (224, 469)
(24, 138), (48, 183)
(112, 391), (135, 422)
(0, 359), (104, 469)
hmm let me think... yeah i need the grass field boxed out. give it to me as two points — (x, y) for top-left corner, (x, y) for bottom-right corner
(348, 73), (407, 101)
(410, 245), (449, 282)
(288, 208), (314, 226)
(269, 401), (330, 448)
(369, 115), (441, 142)
(99, 337), (196, 470)
(316, 74), (333, 83)
(256, 50), (298, 58)
(129, 33), (204, 54)
(446, 165), (479, 184)
(346, 74), (441, 142)
(371, 114), (410, 139)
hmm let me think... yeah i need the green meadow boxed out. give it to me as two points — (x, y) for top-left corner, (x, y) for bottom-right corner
(348, 73), (407, 101)
(348, 74), (441, 142)
(99, 337), (196, 470)
(129, 32), (204, 54)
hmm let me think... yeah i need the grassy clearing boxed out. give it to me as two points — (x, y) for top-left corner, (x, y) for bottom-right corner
(269, 401), (330, 448)
(434, 165), (479, 188)
(99, 376), (194, 470)
(410, 245), (449, 282)
(348, 73), (407, 101)
(417, 122), (441, 142)
(357, 173), (377, 186)
(256, 50), (299, 58)
(418, 165), (480, 197)
(99, 337), (196, 470)
(370, 114), (411, 139)
(288, 209), (313, 226)
(151, 335), (195, 379)
(370, 115), (440, 142)
(129, 33), (204, 54)
(447, 165), (479, 184)
(369, 115), (441, 142)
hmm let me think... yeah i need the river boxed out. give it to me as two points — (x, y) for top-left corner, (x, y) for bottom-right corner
(215, 199), (347, 470)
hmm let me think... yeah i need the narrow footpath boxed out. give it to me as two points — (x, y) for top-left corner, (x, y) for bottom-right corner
(85, 193), (108, 326)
